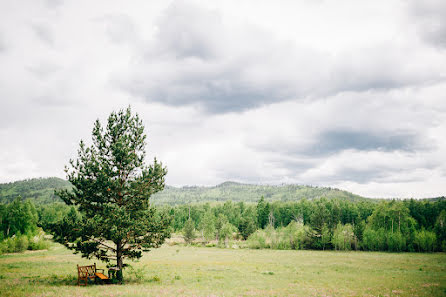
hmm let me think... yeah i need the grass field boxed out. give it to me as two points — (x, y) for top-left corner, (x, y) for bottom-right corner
(0, 243), (445, 297)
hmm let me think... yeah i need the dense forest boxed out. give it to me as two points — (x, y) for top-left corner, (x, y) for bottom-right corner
(1, 178), (445, 254)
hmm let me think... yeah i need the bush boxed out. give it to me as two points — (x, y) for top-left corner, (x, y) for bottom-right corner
(246, 222), (310, 250)
(0, 229), (50, 254)
(28, 231), (50, 250)
(15, 235), (29, 252)
(283, 221), (309, 250)
(0, 235), (28, 253)
(246, 229), (267, 249)
(414, 229), (436, 252)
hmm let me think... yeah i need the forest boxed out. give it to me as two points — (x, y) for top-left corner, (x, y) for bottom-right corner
(2, 189), (445, 254)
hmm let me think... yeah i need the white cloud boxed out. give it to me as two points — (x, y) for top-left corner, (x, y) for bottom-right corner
(0, 0), (445, 198)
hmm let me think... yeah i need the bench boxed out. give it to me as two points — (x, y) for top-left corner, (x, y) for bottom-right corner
(77, 263), (109, 286)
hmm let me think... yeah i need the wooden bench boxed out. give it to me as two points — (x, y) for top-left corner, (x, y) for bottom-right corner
(77, 263), (109, 286)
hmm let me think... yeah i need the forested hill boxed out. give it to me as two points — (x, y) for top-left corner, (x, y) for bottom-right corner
(0, 177), (369, 205)
(1, 177), (442, 205)
(150, 181), (367, 205)
(0, 177), (71, 204)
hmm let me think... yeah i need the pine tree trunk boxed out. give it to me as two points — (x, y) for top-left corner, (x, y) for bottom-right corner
(116, 241), (123, 282)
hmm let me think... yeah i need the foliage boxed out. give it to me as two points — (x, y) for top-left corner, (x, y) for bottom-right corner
(434, 210), (446, 249)
(332, 223), (355, 251)
(183, 218), (196, 244)
(0, 197), (38, 238)
(320, 223), (331, 250)
(48, 107), (171, 280)
(3, 174), (446, 253)
(386, 231), (406, 252)
(37, 203), (72, 229)
(414, 229), (436, 252)
(198, 210), (216, 242)
(215, 213), (229, 241)
(0, 230), (49, 254)
(246, 222), (311, 250)
(238, 216), (257, 240)
(163, 197), (446, 252)
(256, 196), (270, 229)
(219, 222), (236, 246)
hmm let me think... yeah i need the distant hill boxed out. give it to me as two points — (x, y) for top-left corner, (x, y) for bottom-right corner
(150, 181), (369, 205)
(0, 177), (71, 204)
(2, 177), (441, 206)
(0, 177), (370, 205)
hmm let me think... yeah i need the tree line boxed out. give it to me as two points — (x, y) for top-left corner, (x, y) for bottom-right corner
(3, 195), (445, 253)
(165, 197), (446, 252)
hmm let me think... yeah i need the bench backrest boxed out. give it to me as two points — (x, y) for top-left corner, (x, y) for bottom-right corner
(77, 264), (96, 278)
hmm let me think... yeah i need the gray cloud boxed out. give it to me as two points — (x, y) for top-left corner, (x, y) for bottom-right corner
(409, 0), (446, 48)
(118, 1), (442, 114)
(318, 167), (389, 184)
(312, 130), (420, 155)
(251, 129), (426, 159)
(313, 166), (424, 185)
(30, 23), (54, 46)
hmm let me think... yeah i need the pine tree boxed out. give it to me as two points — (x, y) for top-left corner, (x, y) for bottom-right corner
(51, 107), (170, 281)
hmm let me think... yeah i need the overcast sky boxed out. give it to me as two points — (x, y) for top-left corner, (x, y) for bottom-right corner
(1, 0), (445, 198)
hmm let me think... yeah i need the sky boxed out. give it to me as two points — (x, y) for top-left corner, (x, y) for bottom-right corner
(0, 0), (445, 198)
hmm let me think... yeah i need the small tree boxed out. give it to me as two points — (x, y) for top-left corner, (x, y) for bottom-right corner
(320, 223), (331, 251)
(219, 222), (236, 247)
(238, 217), (256, 240)
(183, 218), (196, 244)
(199, 210), (216, 243)
(215, 214), (228, 241)
(50, 107), (170, 281)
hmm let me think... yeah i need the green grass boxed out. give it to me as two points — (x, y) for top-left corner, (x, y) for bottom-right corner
(0, 243), (445, 296)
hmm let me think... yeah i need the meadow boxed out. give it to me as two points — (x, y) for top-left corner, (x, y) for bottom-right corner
(0, 243), (445, 297)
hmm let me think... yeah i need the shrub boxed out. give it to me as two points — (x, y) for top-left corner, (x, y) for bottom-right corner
(246, 221), (309, 250)
(246, 229), (267, 249)
(0, 235), (28, 253)
(15, 235), (29, 252)
(414, 229), (436, 252)
(0, 229), (50, 254)
(283, 221), (308, 250)
(28, 231), (50, 250)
